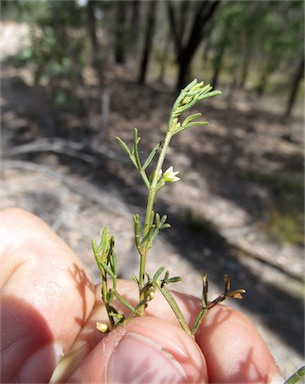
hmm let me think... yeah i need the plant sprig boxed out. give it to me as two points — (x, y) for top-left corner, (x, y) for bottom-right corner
(93, 79), (245, 334)
(284, 366), (305, 384)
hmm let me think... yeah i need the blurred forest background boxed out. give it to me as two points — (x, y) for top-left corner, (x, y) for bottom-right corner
(1, 0), (304, 380)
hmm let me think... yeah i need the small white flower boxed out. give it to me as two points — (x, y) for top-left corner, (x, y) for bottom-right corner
(162, 166), (180, 183)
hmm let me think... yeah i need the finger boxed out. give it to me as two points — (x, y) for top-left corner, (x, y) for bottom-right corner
(50, 280), (191, 383)
(147, 286), (282, 382)
(52, 280), (282, 383)
(195, 305), (283, 383)
(50, 279), (181, 382)
(1, 208), (96, 383)
(66, 316), (208, 383)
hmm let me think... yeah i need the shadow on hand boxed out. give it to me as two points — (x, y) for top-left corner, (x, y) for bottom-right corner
(68, 263), (95, 327)
(1, 295), (56, 383)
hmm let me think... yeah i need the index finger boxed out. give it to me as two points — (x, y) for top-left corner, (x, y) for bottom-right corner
(1, 208), (96, 383)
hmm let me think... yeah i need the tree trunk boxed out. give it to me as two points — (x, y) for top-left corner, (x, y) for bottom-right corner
(87, 1), (98, 56)
(166, 0), (189, 58)
(86, 0), (109, 138)
(284, 55), (304, 118)
(239, 48), (252, 89)
(202, 20), (215, 66)
(210, 19), (230, 89)
(50, 3), (92, 131)
(157, 29), (171, 83)
(167, 0), (221, 90)
(138, 0), (157, 84)
(176, 53), (193, 90)
(210, 48), (224, 89)
(256, 69), (269, 97)
(115, 1), (127, 65)
(130, 0), (141, 52)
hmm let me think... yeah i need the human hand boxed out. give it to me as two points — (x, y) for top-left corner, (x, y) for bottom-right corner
(1, 208), (283, 383)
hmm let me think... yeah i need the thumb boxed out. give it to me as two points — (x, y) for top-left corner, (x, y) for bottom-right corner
(66, 316), (208, 383)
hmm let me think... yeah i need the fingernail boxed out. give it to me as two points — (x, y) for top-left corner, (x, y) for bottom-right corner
(17, 343), (63, 383)
(107, 332), (187, 383)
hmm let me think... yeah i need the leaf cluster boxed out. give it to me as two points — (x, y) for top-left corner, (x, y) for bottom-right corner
(133, 212), (170, 255)
(169, 79), (221, 135)
(190, 274), (245, 336)
(116, 128), (161, 190)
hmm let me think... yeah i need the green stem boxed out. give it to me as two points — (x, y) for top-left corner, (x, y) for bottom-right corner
(284, 366), (305, 384)
(155, 280), (192, 336)
(99, 257), (114, 328)
(191, 308), (207, 335)
(138, 127), (175, 313)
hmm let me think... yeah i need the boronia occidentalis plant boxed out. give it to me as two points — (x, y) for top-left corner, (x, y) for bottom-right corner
(92, 79), (246, 337)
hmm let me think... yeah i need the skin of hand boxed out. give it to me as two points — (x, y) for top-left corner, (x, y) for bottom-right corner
(1, 208), (283, 383)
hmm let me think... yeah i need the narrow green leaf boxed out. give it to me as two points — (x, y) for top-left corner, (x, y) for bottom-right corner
(182, 113), (202, 127)
(139, 169), (151, 189)
(199, 90), (222, 100)
(170, 79), (196, 114)
(150, 226), (159, 243)
(140, 225), (155, 247)
(184, 121), (208, 128)
(97, 261), (115, 279)
(164, 270), (169, 281)
(153, 266), (165, 281)
(155, 212), (161, 226)
(150, 210), (155, 227)
(160, 214), (168, 227)
(175, 99), (198, 116)
(107, 289), (115, 302)
(91, 239), (97, 253)
(161, 223), (171, 229)
(142, 142), (161, 171)
(116, 136), (132, 157)
(109, 251), (117, 278)
(197, 84), (213, 96)
(174, 121), (208, 135)
(156, 280), (192, 336)
(284, 366), (305, 384)
(133, 214), (141, 248)
(117, 136), (139, 169)
(93, 227), (109, 254)
(132, 128), (142, 169)
(131, 274), (139, 284)
(113, 290), (136, 312)
(167, 276), (182, 284)
(156, 179), (165, 190)
(183, 78), (198, 92)
(101, 226), (109, 245)
(191, 307), (207, 335)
